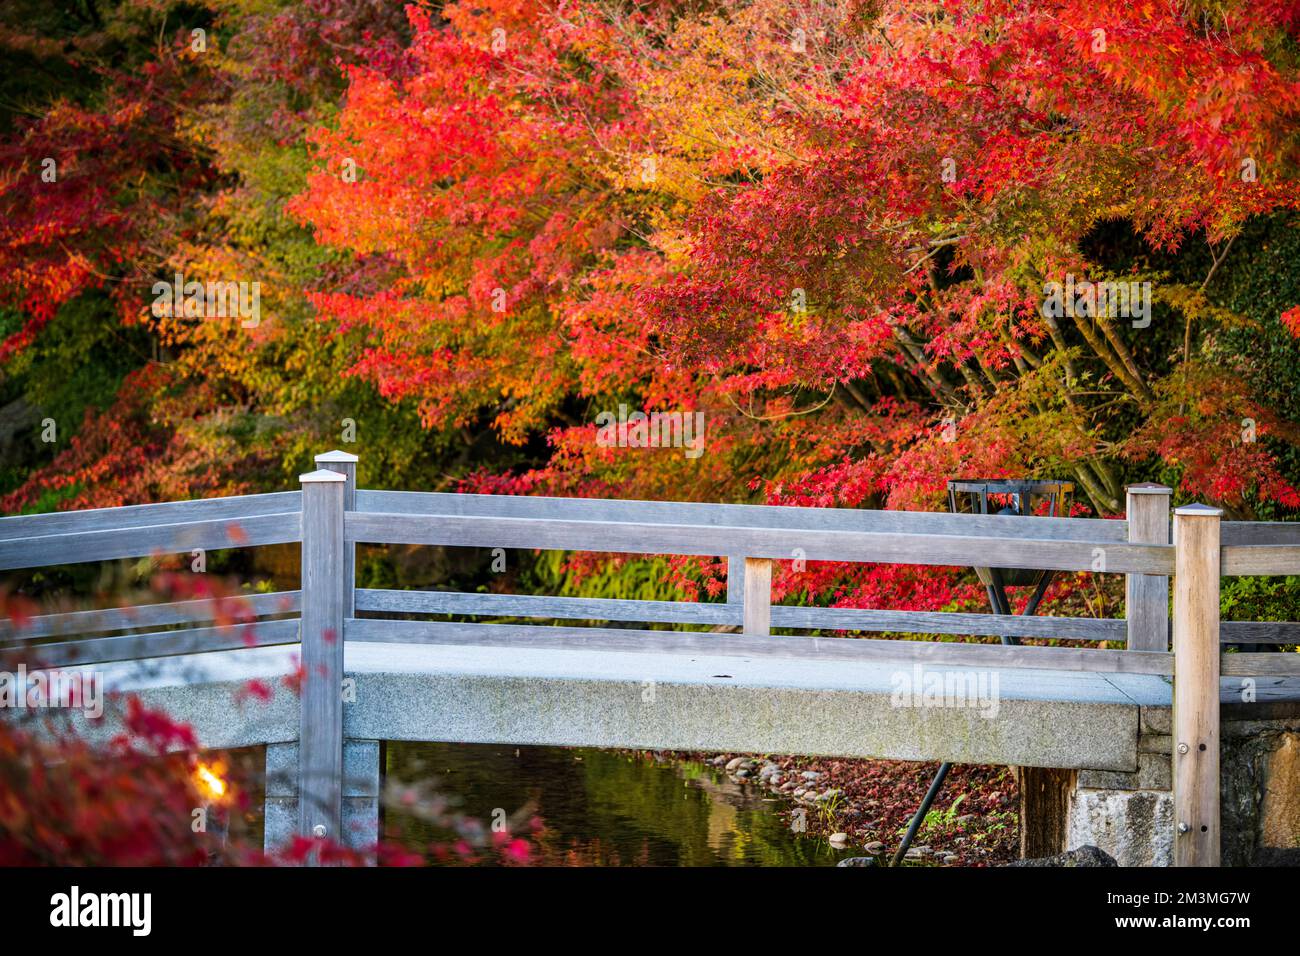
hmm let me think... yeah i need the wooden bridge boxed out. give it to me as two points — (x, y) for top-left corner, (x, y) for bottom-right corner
(3, 451), (1299, 866)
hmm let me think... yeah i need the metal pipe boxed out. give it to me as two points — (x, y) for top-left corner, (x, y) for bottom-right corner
(891, 761), (952, 866)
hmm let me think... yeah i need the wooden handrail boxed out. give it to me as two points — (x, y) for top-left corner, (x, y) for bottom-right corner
(0, 491), (302, 541)
(0, 511), (301, 571)
(345, 511), (1171, 574)
(356, 488), (1131, 541)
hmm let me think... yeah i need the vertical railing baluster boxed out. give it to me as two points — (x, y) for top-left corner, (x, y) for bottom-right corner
(726, 553), (746, 630)
(743, 557), (772, 637)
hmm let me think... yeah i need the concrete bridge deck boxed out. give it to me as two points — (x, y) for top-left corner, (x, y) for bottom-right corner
(64, 639), (1182, 772)
(38, 636), (1300, 865)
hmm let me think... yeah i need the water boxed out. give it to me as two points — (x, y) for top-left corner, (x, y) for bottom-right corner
(384, 743), (861, 866)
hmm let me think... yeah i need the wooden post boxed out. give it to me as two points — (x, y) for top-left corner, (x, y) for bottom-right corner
(743, 557), (772, 636)
(1126, 483), (1172, 651)
(298, 468), (347, 851)
(315, 450), (358, 617)
(1018, 768), (1076, 859)
(1172, 503), (1222, 867)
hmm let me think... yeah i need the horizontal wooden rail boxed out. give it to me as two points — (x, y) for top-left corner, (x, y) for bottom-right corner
(346, 513), (1170, 575)
(0, 512), (301, 571)
(775, 606), (1124, 641)
(1220, 544), (1300, 576)
(356, 489), (1130, 542)
(1220, 652), (1300, 677)
(355, 588), (1126, 642)
(1220, 620), (1300, 644)
(344, 618), (1174, 675)
(0, 590), (301, 641)
(358, 588), (735, 626)
(0, 491), (301, 541)
(1220, 521), (1300, 546)
(11, 619), (300, 667)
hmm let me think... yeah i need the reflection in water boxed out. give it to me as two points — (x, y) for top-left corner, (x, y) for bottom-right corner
(385, 743), (859, 867)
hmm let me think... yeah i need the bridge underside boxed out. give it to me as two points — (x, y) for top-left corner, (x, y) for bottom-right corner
(57, 640), (1178, 772)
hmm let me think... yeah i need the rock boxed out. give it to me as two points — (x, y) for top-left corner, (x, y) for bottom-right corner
(768, 774), (783, 787)
(725, 757), (746, 772)
(904, 848), (926, 861)
(1004, 845), (1118, 867)
(801, 770), (822, 781)
(942, 854), (959, 865)
(836, 857), (877, 867)
(1068, 790), (1173, 866)
(1256, 731), (1300, 856)
(736, 769), (751, 779)
(829, 832), (850, 845)
(864, 841), (885, 854)
(818, 788), (843, 802)
(793, 788), (806, 798)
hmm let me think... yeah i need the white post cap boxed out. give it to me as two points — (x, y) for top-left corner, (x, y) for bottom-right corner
(299, 469), (348, 483)
(1126, 483), (1173, 495)
(315, 450), (359, 464)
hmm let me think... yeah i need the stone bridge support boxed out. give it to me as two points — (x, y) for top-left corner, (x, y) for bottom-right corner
(1066, 704), (1300, 866)
(264, 739), (383, 858)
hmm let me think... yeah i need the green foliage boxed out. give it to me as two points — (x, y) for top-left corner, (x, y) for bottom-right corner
(1221, 575), (1300, 623)
(524, 550), (695, 603)
(1221, 575), (1300, 652)
(3, 294), (146, 428)
(0, 294), (149, 496)
(898, 793), (967, 842)
(1214, 215), (1300, 508)
(1, 481), (82, 516)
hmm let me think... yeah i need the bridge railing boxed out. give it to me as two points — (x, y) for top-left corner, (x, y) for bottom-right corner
(3, 450), (1300, 866)
(344, 486), (1173, 675)
(0, 489), (302, 666)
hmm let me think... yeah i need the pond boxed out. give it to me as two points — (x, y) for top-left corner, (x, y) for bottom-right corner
(383, 743), (862, 866)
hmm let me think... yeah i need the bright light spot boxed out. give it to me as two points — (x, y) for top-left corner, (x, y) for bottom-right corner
(195, 762), (227, 801)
